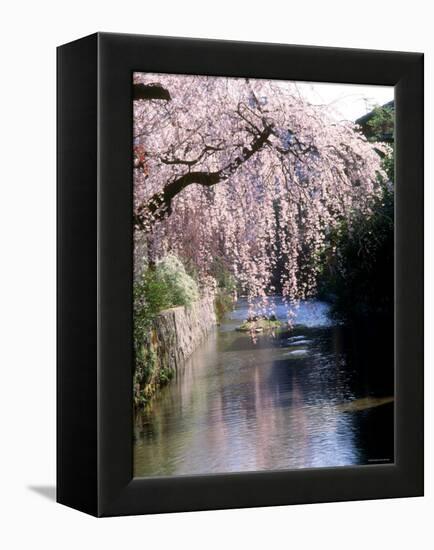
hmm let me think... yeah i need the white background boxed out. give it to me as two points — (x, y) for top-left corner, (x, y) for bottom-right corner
(0, 1), (431, 548)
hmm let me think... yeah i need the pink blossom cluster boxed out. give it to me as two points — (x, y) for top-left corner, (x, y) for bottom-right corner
(133, 73), (388, 317)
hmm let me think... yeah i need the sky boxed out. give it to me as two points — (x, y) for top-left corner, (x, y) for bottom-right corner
(294, 82), (394, 122)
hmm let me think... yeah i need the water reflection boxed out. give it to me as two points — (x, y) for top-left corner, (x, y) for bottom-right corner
(134, 299), (394, 477)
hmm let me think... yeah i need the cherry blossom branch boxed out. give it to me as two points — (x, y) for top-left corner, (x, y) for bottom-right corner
(132, 73), (386, 310)
(134, 124), (273, 227)
(160, 145), (224, 167)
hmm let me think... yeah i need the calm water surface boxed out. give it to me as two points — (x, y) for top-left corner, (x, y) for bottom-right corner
(134, 298), (394, 477)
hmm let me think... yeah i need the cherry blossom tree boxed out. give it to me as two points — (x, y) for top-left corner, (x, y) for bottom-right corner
(133, 73), (389, 316)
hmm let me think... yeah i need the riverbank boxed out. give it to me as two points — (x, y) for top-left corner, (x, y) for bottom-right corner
(134, 296), (217, 407)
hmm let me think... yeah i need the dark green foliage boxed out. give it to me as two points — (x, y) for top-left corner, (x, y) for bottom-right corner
(366, 104), (394, 142)
(133, 348), (158, 407)
(319, 102), (395, 322)
(158, 365), (175, 385)
(134, 269), (172, 334)
(214, 289), (234, 322)
(365, 103), (395, 181)
(133, 269), (172, 407)
(210, 257), (236, 322)
(319, 184), (394, 321)
(133, 269), (170, 382)
(381, 148), (394, 182)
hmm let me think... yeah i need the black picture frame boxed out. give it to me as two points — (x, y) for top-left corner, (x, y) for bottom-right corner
(57, 32), (424, 517)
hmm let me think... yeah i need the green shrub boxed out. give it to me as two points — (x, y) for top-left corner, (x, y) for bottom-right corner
(134, 254), (199, 336)
(156, 255), (199, 307)
(133, 255), (199, 406)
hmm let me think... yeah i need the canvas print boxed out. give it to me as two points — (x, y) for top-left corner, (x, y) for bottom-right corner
(132, 73), (394, 477)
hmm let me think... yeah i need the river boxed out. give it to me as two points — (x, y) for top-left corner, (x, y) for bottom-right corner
(134, 297), (394, 477)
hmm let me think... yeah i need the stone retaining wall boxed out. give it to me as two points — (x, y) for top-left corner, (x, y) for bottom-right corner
(151, 296), (216, 371)
(135, 296), (216, 404)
